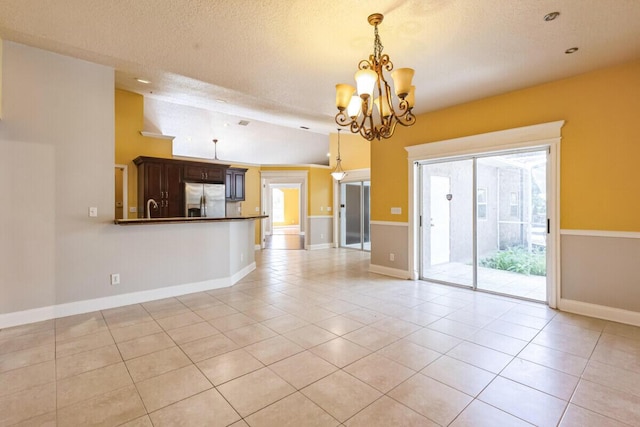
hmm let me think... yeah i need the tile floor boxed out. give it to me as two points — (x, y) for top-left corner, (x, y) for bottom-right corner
(2, 248), (640, 426)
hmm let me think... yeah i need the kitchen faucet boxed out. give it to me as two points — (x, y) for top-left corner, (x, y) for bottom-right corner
(146, 198), (158, 218)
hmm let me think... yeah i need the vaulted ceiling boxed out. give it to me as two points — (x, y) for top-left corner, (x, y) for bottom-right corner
(2, 0), (640, 165)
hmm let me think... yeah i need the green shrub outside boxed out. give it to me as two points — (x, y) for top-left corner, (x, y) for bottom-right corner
(479, 246), (546, 276)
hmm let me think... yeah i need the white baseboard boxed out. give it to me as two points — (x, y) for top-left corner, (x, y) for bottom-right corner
(369, 264), (411, 279)
(558, 298), (640, 327)
(308, 243), (333, 250)
(0, 262), (256, 329)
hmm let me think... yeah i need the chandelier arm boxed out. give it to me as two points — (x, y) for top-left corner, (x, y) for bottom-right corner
(335, 110), (354, 127)
(359, 59), (373, 71)
(395, 110), (417, 127)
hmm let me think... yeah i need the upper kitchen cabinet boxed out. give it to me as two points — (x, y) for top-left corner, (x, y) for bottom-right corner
(134, 156), (230, 218)
(134, 157), (184, 218)
(183, 164), (225, 183)
(226, 167), (247, 201)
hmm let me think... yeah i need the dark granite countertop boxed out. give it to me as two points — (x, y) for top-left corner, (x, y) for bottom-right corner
(114, 215), (267, 225)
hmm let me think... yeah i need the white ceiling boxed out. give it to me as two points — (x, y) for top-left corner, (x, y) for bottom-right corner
(2, 0), (640, 165)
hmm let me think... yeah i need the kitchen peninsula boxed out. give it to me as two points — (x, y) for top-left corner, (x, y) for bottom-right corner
(114, 215), (266, 225)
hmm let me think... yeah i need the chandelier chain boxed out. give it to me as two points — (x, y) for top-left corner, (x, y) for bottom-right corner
(373, 24), (383, 62)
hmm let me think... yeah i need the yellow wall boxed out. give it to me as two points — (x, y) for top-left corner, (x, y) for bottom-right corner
(329, 132), (371, 171)
(372, 59), (640, 231)
(308, 168), (333, 216)
(115, 89), (172, 218)
(115, 89), (263, 244)
(260, 166), (334, 216)
(273, 188), (300, 226)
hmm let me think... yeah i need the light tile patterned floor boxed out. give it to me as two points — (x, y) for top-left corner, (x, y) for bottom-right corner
(1, 248), (640, 426)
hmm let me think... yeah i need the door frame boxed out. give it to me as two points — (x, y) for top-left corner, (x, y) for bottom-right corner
(260, 170), (308, 249)
(114, 164), (128, 219)
(406, 121), (564, 308)
(332, 168), (370, 248)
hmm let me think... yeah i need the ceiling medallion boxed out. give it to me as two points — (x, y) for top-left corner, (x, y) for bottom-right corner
(335, 13), (416, 141)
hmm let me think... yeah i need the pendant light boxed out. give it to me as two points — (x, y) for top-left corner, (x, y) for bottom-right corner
(331, 129), (347, 181)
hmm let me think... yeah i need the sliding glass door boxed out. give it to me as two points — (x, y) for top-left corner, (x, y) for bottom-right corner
(420, 148), (548, 301)
(420, 159), (474, 287)
(340, 181), (370, 251)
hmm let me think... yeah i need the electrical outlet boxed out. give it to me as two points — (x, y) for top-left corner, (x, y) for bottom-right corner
(110, 273), (120, 285)
(89, 207), (98, 217)
(130, 207), (137, 213)
(240, 253), (244, 262)
(389, 253), (395, 262)
(255, 207), (259, 212)
(320, 233), (324, 239)
(327, 207), (332, 212)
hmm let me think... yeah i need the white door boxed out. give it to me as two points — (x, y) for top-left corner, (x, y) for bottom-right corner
(430, 176), (451, 265)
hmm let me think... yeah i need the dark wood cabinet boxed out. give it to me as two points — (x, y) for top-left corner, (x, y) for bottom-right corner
(226, 168), (247, 201)
(134, 156), (229, 218)
(183, 164), (224, 183)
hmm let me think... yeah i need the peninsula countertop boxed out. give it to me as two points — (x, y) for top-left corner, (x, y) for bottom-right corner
(114, 215), (267, 226)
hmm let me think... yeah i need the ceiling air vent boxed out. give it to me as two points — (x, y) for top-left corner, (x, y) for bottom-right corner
(238, 120), (250, 126)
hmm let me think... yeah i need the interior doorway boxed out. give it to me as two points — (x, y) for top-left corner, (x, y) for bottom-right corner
(419, 148), (549, 302)
(266, 184), (304, 250)
(260, 170), (308, 250)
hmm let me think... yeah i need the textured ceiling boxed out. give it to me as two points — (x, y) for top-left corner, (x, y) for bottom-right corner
(1, 0), (640, 165)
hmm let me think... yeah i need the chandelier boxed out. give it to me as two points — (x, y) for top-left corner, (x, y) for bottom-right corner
(331, 129), (347, 181)
(335, 13), (416, 141)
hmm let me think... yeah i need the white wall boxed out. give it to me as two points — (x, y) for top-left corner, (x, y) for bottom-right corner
(0, 42), (255, 326)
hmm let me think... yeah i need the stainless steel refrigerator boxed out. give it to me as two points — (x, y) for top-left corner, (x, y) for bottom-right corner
(184, 182), (226, 218)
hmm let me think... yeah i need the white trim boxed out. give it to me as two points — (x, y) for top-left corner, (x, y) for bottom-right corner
(308, 215), (333, 219)
(308, 243), (333, 250)
(560, 229), (640, 239)
(559, 298), (640, 327)
(406, 121), (564, 307)
(370, 221), (409, 227)
(140, 131), (175, 140)
(340, 168), (371, 183)
(114, 163), (128, 220)
(369, 264), (411, 279)
(406, 121), (565, 161)
(263, 164), (332, 169)
(0, 263), (256, 329)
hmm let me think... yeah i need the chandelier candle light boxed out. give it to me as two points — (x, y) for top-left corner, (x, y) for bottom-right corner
(331, 129), (347, 181)
(335, 13), (416, 141)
